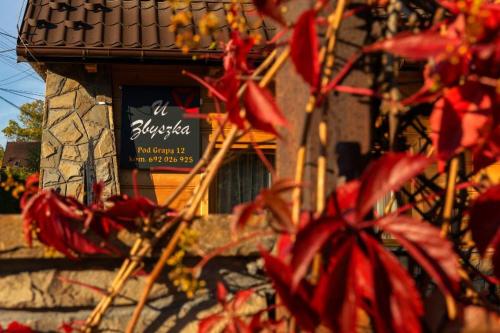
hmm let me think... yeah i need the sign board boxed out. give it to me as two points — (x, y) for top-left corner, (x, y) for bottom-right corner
(120, 86), (201, 170)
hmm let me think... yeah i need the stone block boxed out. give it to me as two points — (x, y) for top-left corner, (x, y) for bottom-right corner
(94, 129), (115, 158)
(46, 108), (72, 129)
(42, 168), (61, 186)
(60, 77), (80, 94)
(76, 88), (95, 116)
(41, 141), (57, 159)
(95, 158), (112, 183)
(82, 105), (109, 128)
(61, 145), (81, 161)
(77, 143), (89, 161)
(66, 181), (84, 201)
(46, 73), (65, 97)
(49, 91), (76, 109)
(58, 160), (82, 181)
(83, 120), (104, 140)
(50, 114), (86, 144)
(40, 153), (60, 169)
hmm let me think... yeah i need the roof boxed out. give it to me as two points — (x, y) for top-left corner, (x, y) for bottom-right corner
(16, 0), (276, 62)
(2, 142), (41, 169)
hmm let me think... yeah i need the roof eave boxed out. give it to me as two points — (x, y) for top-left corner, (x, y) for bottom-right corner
(16, 45), (271, 64)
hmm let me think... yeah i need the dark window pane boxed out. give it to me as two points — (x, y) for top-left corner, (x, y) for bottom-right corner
(210, 152), (273, 214)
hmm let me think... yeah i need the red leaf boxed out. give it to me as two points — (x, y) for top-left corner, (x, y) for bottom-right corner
(232, 289), (254, 310)
(356, 153), (431, 220)
(183, 70), (228, 102)
(430, 84), (494, 168)
(243, 80), (287, 135)
(219, 71), (244, 130)
(364, 30), (460, 60)
(364, 235), (423, 333)
(473, 125), (500, 171)
(260, 190), (294, 232)
(58, 322), (75, 333)
(216, 282), (228, 304)
(376, 216), (460, 298)
(469, 185), (500, 255)
(324, 180), (360, 220)
(311, 237), (359, 332)
(291, 217), (344, 288)
(103, 195), (156, 224)
(252, 0), (286, 26)
(22, 190), (128, 259)
(198, 314), (224, 333)
(261, 251), (320, 331)
(5, 322), (33, 333)
(291, 10), (320, 88)
(224, 32), (256, 74)
(231, 202), (259, 233)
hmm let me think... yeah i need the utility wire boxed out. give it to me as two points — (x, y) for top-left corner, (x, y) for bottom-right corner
(0, 87), (44, 97)
(0, 31), (16, 40)
(0, 94), (21, 110)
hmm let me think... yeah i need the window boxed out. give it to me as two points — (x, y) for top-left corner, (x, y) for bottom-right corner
(210, 151), (274, 213)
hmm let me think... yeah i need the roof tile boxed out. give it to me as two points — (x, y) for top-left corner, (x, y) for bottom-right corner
(18, 0), (276, 60)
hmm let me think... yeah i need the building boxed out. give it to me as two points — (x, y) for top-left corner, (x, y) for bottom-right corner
(17, 0), (276, 212)
(1, 141), (41, 169)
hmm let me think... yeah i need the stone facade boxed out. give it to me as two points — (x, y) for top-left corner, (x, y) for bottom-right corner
(41, 64), (119, 200)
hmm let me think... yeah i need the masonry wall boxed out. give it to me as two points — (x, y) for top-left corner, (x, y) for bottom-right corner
(0, 215), (272, 332)
(41, 64), (120, 200)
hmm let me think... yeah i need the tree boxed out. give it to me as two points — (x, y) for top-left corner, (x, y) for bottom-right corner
(2, 100), (43, 142)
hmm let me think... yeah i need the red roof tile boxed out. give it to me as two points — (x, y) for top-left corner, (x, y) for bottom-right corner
(17, 0), (276, 62)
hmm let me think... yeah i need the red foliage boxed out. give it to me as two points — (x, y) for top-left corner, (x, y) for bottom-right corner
(21, 180), (165, 259)
(243, 80), (288, 135)
(430, 82), (496, 170)
(252, 0), (286, 26)
(0, 322), (33, 333)
(366, 2), (500, 170)
(22, 190), (113, 258)
(232, 179), (298, 234)
(185, 32), (287, 135)
(261, 153), (460, 332)
(469, 184), (500, 278)
(290, 9), (320, 89)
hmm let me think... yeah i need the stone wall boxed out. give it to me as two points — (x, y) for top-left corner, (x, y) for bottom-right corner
(0, 214), (273, 332)
(41, 64), (119, 200)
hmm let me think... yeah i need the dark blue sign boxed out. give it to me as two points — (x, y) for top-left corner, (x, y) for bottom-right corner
(120, 86), (201, 170)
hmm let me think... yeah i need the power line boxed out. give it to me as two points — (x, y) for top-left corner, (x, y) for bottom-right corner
(0, 31), (16, 40)
(0, 69), (32, 83)
(0, 87), (44, 97)
(17, 0), (28, 29)
(0, 94), (21, 110)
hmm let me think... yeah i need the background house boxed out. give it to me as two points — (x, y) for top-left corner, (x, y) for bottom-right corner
(1, 141), (40, 169)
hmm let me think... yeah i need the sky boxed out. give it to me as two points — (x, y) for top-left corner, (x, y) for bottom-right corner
(0, 1), (45, 148)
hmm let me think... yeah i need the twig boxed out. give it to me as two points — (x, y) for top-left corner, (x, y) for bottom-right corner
(441, 156), (459, 320)
(292, 0), (348, 225)
(190, 230), (274, 276)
